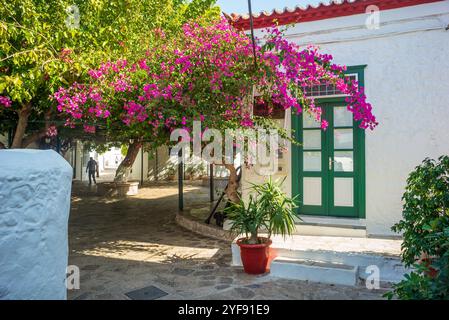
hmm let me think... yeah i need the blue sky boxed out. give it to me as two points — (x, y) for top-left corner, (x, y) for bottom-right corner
(216, 0), (324, 14)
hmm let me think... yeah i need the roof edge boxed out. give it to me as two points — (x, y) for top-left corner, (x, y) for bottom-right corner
(226, 0), (444, 30)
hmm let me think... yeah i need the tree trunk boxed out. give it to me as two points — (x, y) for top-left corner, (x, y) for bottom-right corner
(11, 103), (32, 148)
(224, 163), (240, 204)
(248, 231), (259, 244)
(22, 109), (53, 148)
(114, 140), (142, 183)
(0, 141), (5, 149)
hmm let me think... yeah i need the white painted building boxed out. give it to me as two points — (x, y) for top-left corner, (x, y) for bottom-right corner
(230, 0), (449, 237)
(66, 142), (216, 183)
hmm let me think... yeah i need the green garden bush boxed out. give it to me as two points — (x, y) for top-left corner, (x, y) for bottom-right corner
(386, 156), (449, 300)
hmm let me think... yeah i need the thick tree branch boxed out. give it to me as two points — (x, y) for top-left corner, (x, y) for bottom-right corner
(114, 139), (143, 183)
(224, 163), (240, 204)
(11, 102), (32, 148)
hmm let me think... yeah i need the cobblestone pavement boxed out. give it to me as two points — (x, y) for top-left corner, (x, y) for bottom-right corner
(68, 182), (388, 300)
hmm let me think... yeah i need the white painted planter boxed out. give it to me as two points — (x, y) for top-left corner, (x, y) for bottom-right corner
(122, 181), (139, 196)
(0, 150), (72, 299)
(97, 181), (139, 197)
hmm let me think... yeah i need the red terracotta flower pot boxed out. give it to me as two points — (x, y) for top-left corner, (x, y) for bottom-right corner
(237, 237), (272, 275)
(420, 253), (439, 278)
(421, 258), (438, 278)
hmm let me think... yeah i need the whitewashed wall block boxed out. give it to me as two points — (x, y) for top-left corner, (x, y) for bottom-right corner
(0, 150), (72, 300)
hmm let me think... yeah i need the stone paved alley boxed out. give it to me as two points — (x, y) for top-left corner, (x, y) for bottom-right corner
(68, 182), (389, 300)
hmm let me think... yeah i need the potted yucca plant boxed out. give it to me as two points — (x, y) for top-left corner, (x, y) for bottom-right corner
(226, 178), (299, 274)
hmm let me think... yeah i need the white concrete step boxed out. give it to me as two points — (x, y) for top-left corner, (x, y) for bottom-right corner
(293, 224), (366, 237)
(270, 257), (358, 286)
(231, 235), (407, 284)
(225, 217), (367, 237)
(293, 216), (367, 237)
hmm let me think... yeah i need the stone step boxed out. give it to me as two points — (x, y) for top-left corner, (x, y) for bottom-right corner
(225, 219), (367, 238)
(273, 249), (405, 283)
(293, 223), (366, 237)
(270, 257), (358, 286)
(231, 235), (407, 284)
(293, 216), (367, 237)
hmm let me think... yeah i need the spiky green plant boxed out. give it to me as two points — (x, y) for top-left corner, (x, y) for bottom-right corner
(226, 177), (299, 244)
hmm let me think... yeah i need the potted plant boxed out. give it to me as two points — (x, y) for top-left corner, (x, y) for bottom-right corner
(165, 165), (176, 181)
(226, 178), (298, 274)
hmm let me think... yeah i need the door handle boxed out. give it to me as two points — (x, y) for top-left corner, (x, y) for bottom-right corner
(329, 157), (333, 171)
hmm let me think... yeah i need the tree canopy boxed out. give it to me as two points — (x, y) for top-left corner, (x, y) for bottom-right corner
(51, 19), (377, 182)
(53, 19), (377, 140)
(0, 0), (220, 148)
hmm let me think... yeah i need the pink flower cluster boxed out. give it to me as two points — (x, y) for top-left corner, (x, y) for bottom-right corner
(261, 27), (377, 129)
(83, 124), (96, 134)
(87, 59), (128, 80)
(0, 96), (12, 108)
(46, 125), (58, 137)
(52, 83), (112, 134)
(123, 101), (148, 125)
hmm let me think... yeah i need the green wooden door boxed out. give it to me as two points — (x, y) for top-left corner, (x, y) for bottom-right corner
(293, 101), (365, 218)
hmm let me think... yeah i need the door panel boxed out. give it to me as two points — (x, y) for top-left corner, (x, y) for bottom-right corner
(333, 177), (354, 207)
(298, 112), (327, 215)
(303, 177), (322, 206)
(296, 102), (364, 218)
(328, 105), (357, 217)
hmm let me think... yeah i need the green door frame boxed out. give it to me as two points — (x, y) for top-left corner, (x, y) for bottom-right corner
(292, 65), (366, 218)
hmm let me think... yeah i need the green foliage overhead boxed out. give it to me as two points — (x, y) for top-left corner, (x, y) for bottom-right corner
(0, 0), (219, 141)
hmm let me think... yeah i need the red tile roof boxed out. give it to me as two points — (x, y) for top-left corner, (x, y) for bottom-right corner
(225, 0), (444, 30)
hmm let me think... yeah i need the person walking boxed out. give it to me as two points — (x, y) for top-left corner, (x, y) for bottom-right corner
(86, 157), (98, 185)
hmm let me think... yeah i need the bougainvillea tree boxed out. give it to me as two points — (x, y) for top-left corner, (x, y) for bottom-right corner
(0, 0), (219, 149)
(53, 19), (377, 196)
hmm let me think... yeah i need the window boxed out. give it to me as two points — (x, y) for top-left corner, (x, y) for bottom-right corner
(304, 74), (357, 98)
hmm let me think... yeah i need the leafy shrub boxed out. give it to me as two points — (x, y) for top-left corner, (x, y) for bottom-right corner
(387, 156), (449, 300)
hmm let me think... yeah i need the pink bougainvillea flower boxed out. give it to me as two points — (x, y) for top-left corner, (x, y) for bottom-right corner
(0, 96), (12, 108)
(46, 125), (58, 137)
(52, 18), (377, 145)
(83, 124), (96, 134)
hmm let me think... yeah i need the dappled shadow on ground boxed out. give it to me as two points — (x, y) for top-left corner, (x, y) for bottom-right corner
(70, 181), (225, 251)
(68, 181), (238, 299)
(68, 181), (388, 300)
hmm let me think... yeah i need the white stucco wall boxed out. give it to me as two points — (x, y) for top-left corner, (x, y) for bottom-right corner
(129, 148), (149, 182)
(0, 150), (72, 299)
(244, 1), (449, 236)
(241, 117), (292, 200)
(147, 146), (178, 180)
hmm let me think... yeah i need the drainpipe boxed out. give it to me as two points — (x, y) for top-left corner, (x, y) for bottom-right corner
(140, 145), (144, 186)
(73, 141), (77, 179)
(210, 163), (214, 202)
(247, 0), (257, 69)
(155, 148), (158, 181)
(178, 149), (183, 211)
(80, 144), (83, 182)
